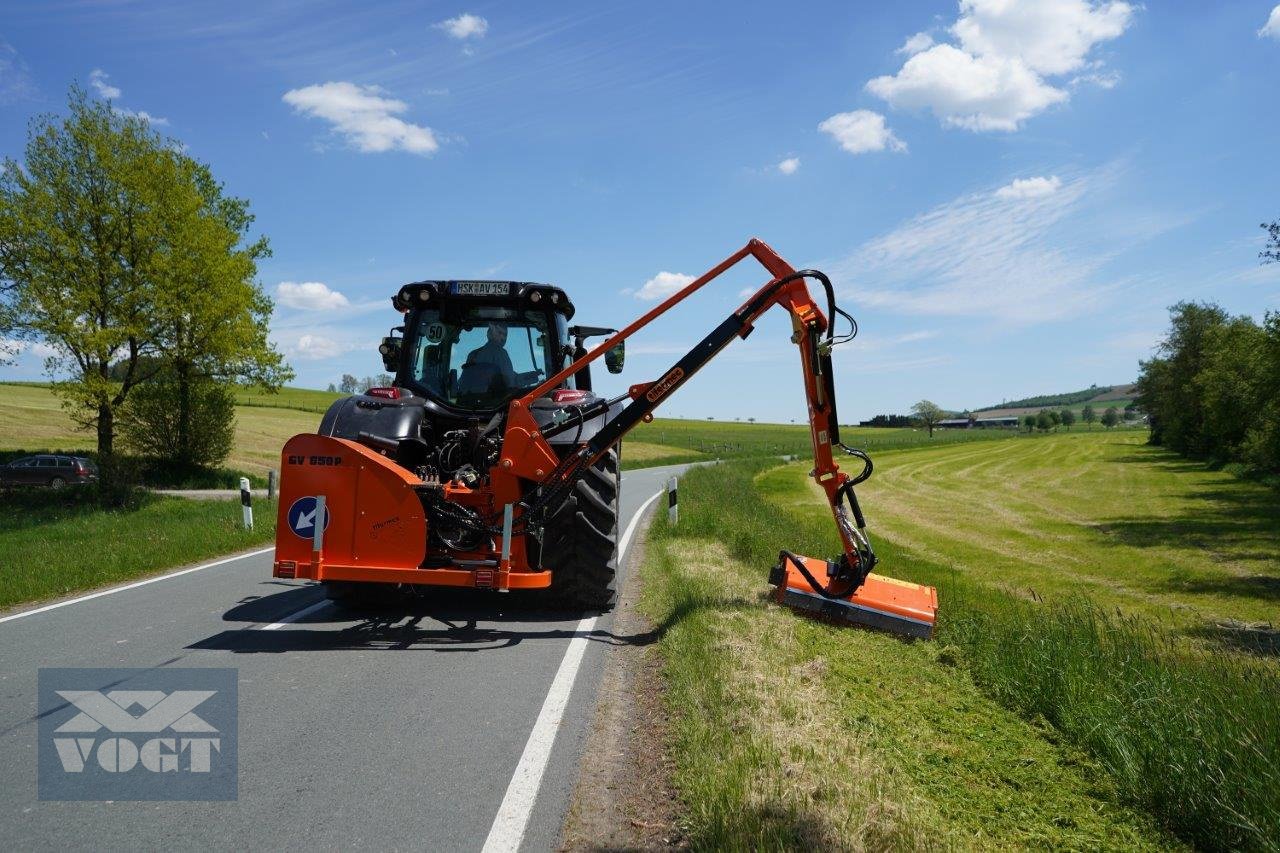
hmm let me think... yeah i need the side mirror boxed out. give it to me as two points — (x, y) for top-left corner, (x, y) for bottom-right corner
(605, 340), (625, 374)
(378, 336), (402, 372)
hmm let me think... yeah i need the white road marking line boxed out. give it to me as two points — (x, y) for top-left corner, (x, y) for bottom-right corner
(0, 547), (276, 626)
(481, 488), (665, 853)
(260, 599), (331, 631)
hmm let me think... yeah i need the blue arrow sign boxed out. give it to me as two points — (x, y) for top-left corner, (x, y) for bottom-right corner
(287, 496), (331, 539)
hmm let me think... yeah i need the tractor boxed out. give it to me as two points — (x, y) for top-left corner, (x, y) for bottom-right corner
(273, 239), (938, 638)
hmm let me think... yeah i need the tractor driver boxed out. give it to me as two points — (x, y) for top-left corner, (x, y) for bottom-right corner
(464, 322), (517, 388)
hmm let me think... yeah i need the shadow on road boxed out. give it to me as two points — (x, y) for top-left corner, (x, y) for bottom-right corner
(190, 582), (748, 654)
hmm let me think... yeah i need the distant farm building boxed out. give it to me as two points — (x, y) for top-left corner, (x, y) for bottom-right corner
(938, 416), (1020, 430)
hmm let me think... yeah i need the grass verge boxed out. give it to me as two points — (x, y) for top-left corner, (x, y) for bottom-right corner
(648, 456), (1278, 849)
(640, 461), (1177, 849)
(0, 489), (275, 610)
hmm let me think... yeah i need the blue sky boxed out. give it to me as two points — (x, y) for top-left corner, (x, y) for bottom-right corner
(2, 1), (1278, 421)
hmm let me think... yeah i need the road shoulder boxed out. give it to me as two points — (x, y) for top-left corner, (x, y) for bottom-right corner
(559, 511), (684, 850)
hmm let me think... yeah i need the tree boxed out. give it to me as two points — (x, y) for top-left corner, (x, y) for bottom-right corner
(1, 90), (174, 458)
(148, 154), (289, 466)
(1082, 404), (1097, 426)
(1262, 219), (1280, 265)
(339, 374), (359, 394)
(1036, 411), (1054, 432)
(1023, 414), (1037, 433)
(1101, 407), (1120, 428)
(120, 378), (234, 467)
(326, 383), (337, 393)
(1059, 408), (1076, 429)
(0, 88), (287, 468)
(375, 372), (394, 388)
(1047, 410), (1062, 429)
(1137, 302), (1229, 453)
(748, 417), (756, 424)
(911, 399), (945, 438)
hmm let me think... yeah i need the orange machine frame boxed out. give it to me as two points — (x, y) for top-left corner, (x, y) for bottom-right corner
(273, 238), (935, 636)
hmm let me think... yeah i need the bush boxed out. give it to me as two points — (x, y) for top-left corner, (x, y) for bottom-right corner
(120, 379), (235, 468)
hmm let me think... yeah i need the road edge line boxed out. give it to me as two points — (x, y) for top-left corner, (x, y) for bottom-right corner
(260, 599), (332, 630)
(0, 546), (276, 626)
(481, 488), (664, 853)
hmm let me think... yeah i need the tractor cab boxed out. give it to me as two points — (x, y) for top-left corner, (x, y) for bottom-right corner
(382, 280), (622, 415)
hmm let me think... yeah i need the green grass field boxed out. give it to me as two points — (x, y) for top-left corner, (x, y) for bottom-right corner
(798, 430), (1280, 630)
(0, 382), (319, 476)
(0, 490), (275, 610)
(643, 433), (1279, 849)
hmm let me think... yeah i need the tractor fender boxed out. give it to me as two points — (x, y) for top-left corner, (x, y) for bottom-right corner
(529, 395), (627, 446)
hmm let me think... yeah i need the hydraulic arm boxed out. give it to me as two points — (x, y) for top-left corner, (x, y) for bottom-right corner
(497, 238), (938, 638)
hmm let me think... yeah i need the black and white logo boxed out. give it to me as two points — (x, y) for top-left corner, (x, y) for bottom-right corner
(39, 668), (237, 801)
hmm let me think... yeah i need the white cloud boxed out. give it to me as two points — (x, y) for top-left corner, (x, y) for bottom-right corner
(636, 271), (695, 300)
(0, 43), (38, 105)
(276, 281), (351, 311)
(88, 68), (121, 99)
(86, 69), (170, 125)
(282, 82), (439, 155)
(289, 334), (347, 360)
(818, 110), (906, 155)
(867, 44), (1067, 132)
(777, 157), (800, 175)
(827, 167), (1137, 324)
(435, 13), (489, 40)
(1261, 5), (1280, 39)
(897, 32), (935, 55)
(952, 0), (1134, 76)
(117, 107), (169, 126)
(868, 0), (1134, 132)
(995, 175), (1062, 200)
(1071, 69), (1121, 89)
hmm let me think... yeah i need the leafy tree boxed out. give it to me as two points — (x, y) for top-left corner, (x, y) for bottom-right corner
(0, 88), (287, 471)
(326, 383), (337, 393)
(149, 154), (288, 466)
(1047, 410), (1062, 429)
(375, 372), (394, 388)
(1, 90), (174, 458)
(1022, 414), (1037, 433)
(1262, 219), (1280, 265)
(339, 374), (359, 394)
(1036, 411), (1054, 432)
(1082, 404), (1097, 425)
(120, 378), (234, 468)
(1137, 302), (1229, 453)
(747, 417), (756, 424)
(911, 399), (945, 438)
(1194, 316), (1267, 461)
(1101, 407), (1120, 428)
(1059, 408), (1076, 429)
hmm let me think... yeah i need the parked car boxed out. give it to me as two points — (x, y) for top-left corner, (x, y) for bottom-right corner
(0, 455), (98, 489)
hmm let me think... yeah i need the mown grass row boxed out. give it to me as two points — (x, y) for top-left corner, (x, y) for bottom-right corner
(648, 458), (1279, 851)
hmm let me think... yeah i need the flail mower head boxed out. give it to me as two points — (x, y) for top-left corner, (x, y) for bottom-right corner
(769, 551), (937, 639)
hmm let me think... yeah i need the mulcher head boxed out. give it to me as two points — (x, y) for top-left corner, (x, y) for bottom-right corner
(769, 552), (938, 640)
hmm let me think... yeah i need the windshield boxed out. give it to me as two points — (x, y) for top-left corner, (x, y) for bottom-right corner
(409, 305), (562, 409)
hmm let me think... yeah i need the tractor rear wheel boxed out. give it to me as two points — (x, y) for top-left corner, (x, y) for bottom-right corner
(540, 447), (619, 610)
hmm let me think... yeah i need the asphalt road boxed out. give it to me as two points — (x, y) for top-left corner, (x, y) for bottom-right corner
(0, 462), (688, 851)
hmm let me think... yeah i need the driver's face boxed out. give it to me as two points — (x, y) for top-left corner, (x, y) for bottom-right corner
(487, 323), (507, 345)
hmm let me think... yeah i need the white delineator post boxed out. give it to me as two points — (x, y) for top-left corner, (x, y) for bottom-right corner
(239, 477), (253, 530)
(667, 476), (678, 526)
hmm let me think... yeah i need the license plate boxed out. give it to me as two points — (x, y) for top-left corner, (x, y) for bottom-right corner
(453, 281), (510, 297)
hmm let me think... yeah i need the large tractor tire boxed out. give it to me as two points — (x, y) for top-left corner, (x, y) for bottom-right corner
(540, 447), (619, 610)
